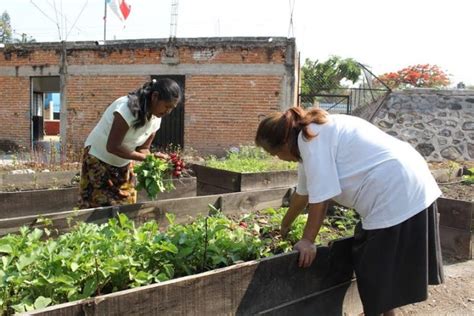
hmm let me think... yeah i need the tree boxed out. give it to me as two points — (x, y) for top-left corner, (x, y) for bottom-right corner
(14, 33), (36, 43)
(0, 11), (35, 44)
(301, 56), (362, 95)
(378, 64), (450, 89)
(0, 11), (12, 43)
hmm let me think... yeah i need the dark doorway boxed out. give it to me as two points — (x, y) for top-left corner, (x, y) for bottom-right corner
(32, 92), (44, 142)
(151, 75), (185, 150)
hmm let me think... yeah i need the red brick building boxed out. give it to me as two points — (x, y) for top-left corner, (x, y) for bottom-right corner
(0, 37), (297, 156)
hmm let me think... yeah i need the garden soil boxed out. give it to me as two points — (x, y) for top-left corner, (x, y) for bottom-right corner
(398, 260), (474, 315)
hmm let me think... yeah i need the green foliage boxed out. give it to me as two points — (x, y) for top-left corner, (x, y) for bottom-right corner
(446, 161), (460, 182)
(324, 207), (359, 236)
(0, 206), (357, 313)
(0, 11), (35, 44)
(0, 11), (12, 43)
(0, 216), (176, 314)
(134, 155), (175, 200)
(301, 56), (362, 95)
(205, 146), (297, 173)
(462, 167), (474, 185)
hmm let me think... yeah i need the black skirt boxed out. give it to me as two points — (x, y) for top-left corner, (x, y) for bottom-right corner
(352, 202), (444, 315)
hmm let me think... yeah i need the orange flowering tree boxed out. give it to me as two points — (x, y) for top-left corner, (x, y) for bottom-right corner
(378, 64), (450, 89)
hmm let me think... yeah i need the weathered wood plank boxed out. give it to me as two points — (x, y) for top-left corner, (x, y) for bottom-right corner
(0, 177), (197, 219)
(193, 165), (299, 196)
(192, 164), (240, 192)
(0, 187), (78, 218)
(197, 181), (234, 196)
(240, 170), (298, 192)
(0, 170), (78, 191)
(27, 238), (355, 316)
(221, 187), (293, 216)
(437, 197), (474, 231)
(439, 225), (472, 260)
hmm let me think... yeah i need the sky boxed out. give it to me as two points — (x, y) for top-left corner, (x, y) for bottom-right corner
(1, 0), (473, 86)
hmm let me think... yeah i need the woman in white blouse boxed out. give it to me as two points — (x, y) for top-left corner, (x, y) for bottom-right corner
(255, 106), (444, 316)
(78, 78), (181, 209)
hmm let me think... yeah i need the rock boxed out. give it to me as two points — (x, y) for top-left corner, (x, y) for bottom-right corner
(10, 169), (35, 175)
(416, 143), (435, 157)
(440, 147), (462, 160)
(431, 169), (450, 183)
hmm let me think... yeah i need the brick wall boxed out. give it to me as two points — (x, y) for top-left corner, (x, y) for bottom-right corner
(185, 75), (282, 154)
(0, 38), (297, 156)
(65, 75), (147, 149)
(0, 76), (31, 149)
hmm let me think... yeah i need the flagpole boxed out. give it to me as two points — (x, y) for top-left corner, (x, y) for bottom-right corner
(103, 0), (107, 41)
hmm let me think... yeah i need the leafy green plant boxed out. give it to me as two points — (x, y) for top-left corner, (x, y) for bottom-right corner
(134, 155), (175, 199)
(325, 206), (358, 236)
(205, 146), (297, 173)
(446, 161), (460, 182)
(0, 206), (356, 314)
(462, 167), (474, 185)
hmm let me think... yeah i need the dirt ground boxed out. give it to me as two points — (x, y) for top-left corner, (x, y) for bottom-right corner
(438, 182), (474, 202)
(397, 162), (474, 315)
(429, 161), (474, 202)
(398, 260), (474, 315)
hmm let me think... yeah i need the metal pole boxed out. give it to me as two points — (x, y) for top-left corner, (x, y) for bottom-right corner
(103, 0), (107, 41)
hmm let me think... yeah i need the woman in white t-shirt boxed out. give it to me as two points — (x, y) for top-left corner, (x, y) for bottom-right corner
(255, 106), (444, 316)
(78, 78), (182, 209)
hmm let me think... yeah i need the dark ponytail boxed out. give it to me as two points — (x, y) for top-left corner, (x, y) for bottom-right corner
(128, 78), (182, 129)
(255, 107), (328, 160)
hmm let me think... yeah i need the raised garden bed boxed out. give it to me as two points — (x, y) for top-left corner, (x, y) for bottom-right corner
(192, 164), (298, 195)
(0, 188), (362, 315)
(0, 177), (197, 219)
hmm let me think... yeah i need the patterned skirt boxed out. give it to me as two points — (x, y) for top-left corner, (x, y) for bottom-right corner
(77, 147), (137, 209)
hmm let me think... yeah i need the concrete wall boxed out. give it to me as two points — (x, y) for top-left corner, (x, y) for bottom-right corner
(0, 37), (297, 155)
(372, 89), (474, 161)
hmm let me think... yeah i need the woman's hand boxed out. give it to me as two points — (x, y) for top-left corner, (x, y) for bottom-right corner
(154, 152), (169, 160)
(294, 239), (317, 268)
(280, 193), (308, 239)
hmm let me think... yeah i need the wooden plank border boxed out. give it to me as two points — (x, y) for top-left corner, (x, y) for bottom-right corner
(0, 177), (197, 219)
(191, 164), (298, 195)
(437, 197), (474, 260)
(0, 170), (78, 191)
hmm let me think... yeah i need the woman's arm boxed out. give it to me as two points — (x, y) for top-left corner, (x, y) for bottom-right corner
(106, 113), (148, 161)
(294, 201), (328, 268)
(281, 192), (308, 237)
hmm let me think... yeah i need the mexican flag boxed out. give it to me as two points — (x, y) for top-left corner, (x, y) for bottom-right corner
(106, 0), (131, 21)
